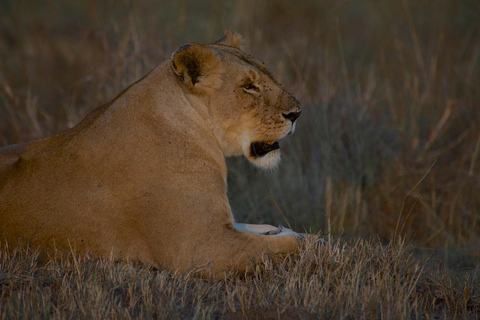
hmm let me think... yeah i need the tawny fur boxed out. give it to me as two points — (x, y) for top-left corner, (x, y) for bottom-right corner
(0, 32), (302, 276)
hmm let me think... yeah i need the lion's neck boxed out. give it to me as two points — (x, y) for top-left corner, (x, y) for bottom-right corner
(71, 62), (227, 177)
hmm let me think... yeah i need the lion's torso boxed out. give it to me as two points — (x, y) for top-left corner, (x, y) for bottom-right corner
(1, 63), (227, 264)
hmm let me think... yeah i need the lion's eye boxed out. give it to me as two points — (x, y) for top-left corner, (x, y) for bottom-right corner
(243, 82), (260, 93)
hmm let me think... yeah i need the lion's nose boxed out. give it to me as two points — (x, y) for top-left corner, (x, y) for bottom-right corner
(282, 110), (301, 123)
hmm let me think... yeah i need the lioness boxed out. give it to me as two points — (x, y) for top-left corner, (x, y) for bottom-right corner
(0, 31), (302, 276)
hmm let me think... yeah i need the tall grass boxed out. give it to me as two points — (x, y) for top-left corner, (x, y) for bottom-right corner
(1, 0), (480, 317)
(225, 1), (480, 252)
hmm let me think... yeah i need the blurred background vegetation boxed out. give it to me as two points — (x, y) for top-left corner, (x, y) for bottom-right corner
(1, 0), (479, 272)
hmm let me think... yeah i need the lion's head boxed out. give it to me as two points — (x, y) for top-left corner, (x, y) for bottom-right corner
(170, 31), (301, 169)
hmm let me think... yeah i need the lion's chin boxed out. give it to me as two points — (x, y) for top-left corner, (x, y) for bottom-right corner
(246, 143), (281, 170)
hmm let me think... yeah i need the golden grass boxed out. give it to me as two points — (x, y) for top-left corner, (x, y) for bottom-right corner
(1, 237), (478, 319)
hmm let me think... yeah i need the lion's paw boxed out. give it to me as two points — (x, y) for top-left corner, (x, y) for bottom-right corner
(263, 225), (304, 240)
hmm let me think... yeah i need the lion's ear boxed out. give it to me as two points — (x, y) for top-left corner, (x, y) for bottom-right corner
(215, 30), (245, 50)
(171, 43), (223, 92)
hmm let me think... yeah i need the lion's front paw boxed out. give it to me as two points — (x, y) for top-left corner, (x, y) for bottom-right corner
(263, 225), (304, 240)
(263, 224), (284, 235)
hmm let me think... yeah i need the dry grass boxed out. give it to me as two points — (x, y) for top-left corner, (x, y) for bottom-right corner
(1, 0), (480, 318)
(1, 237), (479, 319)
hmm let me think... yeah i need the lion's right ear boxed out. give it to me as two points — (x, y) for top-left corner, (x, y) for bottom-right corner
(215, 30), (245, 50)
(171, 43), (223, 93)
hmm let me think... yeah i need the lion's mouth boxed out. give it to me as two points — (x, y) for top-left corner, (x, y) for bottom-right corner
(250, 141), (280, 158)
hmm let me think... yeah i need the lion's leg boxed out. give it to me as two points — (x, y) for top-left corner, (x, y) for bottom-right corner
(147, 197), (302, 276)
(191, 225), (303, 276)
(152, 222), (302, 277)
